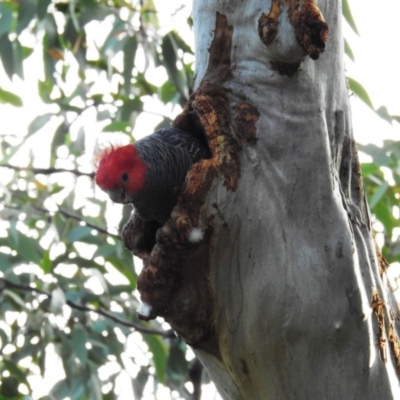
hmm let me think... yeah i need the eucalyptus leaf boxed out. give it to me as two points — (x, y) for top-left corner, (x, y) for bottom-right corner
(344, 39), (355, 62)
(369, 181), (389, 211)
(347, 77), (373, 109)
(123, 36), (138, 95)
(103, 121), (132, 134)
(342, 0), (359, 35)
(37, 0), (52, 20)
(0, 33), (14, 79)
(0, 3), (13, 37)
(17, 0), (36, 34)
(8, 233), (42, 265)
(143, 335), (167, 384)
(133, 367), (149, 400)
(71, 325), (88, 364)
(0, 88), (23, 107)
(27, 113), (54, 136)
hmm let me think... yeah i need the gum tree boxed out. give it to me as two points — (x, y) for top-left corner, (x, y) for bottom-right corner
(128, 1), (400, 399)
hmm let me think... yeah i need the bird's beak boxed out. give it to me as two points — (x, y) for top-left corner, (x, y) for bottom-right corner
(106, 189), (130, 204)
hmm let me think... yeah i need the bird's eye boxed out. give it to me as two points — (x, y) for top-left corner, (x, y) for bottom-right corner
(121, 173), (129, 183)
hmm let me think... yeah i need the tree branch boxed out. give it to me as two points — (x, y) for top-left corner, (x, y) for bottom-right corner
(0, 277), (175, 338)
(34, 205), (121, 240)
(0, 164), (95, 178)
(3, 203), (121, 241)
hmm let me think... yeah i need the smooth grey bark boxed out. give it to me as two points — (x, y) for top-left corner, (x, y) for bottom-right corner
(191, 1), (400, 399)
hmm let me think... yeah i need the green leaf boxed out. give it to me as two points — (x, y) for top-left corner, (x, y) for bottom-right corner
(71, 325), (88, 364)
(140, 0), (159, 27)
(102, 121), (132, 134)
(38, 79), (54, 103)
(0, 3), (13, 37)
(0, 327), (9, 351)
(105, 256), (136, 287)
(143, 335), (167, 384)
(342, 0), (359, 35)
(89, 374), (102, 400)
(50, 121), (68, 163)
(12, 39), (25, 79)
(375, 106), (400, 125)
(0, 252), (12, 272)
(132, 367), (149, 400)
(119, 97), (143, 122)
(70, 126), (86, 155)
(8, 233), (42, 265)
(0, 88), (23, 107)
(79, 4), (113, 27)
(17, 0), (37, 35)
(40, 249), (52, 273)
(360, 162), (380, 177)
(344, 39), (355, 62)
(369, 181), (389, 210)
(123, 36), (138, 95)
(43, 41), (57, 83)
(21, 45), (34, 60)
(4, 289), (27, 309)
(347, 77), (373, 109)
(0, 141), (25, 164)
(87, 341), (108, 365)
(358, 143), (391, 166)
(374, 200), (396, 236)
(0, 376), (20, 398)
(166, 341), (188, 386)
(0, 34), (14, 79)
(49, 379), (70, 400)
(170, 30), (194, 54)
(161, 32), (188, 100)
(37, 0), (52, 20)
(50, 182), (68, 196)
(27, 113), (54, 136)
(160, 81), (178, 103)
(93, 244), (116, 258)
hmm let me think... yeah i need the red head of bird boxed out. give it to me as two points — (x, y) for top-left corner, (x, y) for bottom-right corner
(94, 144), (148, 204)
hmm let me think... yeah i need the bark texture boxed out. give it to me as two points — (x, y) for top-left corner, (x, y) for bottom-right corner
(124, 0), (400, 398)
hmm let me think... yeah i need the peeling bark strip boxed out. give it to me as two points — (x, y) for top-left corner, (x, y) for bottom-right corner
(258, 0), (328, 76)
(258, 0), (281, 45)
(291, 0), (328, 60)
(376, 242), (389, 276)
(233, 103), (260, 144)
(372, 292), (400, 373)
(204, 12), (234, 83)
(122, 13), (258, 350)
(372, 291), (388, 362)
(389, 310), (400, 374)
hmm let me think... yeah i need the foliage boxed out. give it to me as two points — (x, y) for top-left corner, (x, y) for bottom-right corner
(0, 0), (201, 399)
(361, 143), (400, 263)
(342, 0), (400, 264)
(0, 1), (399, 399)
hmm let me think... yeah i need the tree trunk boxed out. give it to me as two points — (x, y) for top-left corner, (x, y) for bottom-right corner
(126, 1), (400, 398)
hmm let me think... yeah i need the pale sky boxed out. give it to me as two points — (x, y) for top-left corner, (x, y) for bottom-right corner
(343, 0), (400, 146)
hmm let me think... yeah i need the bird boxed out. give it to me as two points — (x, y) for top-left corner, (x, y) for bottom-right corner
(94, 128), (211, 224)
